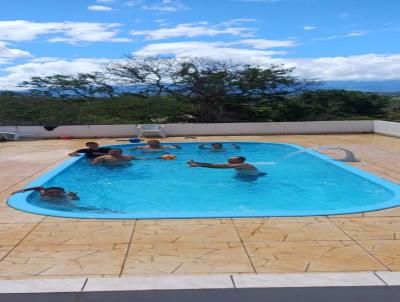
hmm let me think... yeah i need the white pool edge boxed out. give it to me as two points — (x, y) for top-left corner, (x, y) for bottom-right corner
(2, 272), (400, 293)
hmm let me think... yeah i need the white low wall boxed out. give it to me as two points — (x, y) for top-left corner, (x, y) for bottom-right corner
(165, 121), (374, 136)
(0, 125), (143, 138)
(0, 120), (375, 138)
(374, 120), (400, 138)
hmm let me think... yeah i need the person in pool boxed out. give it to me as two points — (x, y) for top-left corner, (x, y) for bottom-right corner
(11, 186), (79, 201)
(187, 156), (266, 181)
(69, 142), (111, 160)
(131, 140), (181, 151)
(199, 143), (240, 151)
(92, 148), (156, 165)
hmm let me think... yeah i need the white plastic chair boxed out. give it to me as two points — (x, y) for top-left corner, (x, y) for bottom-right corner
(0, 131), (40, 141)
(137, 124), (166, 138)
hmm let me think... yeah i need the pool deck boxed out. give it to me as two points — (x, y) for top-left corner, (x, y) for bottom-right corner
(1, 134), (400, 280)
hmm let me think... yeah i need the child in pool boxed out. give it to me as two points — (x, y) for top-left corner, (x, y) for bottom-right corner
(11, 186), (79, 201)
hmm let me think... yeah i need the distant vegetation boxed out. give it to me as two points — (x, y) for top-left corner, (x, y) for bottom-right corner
(0, 57), (398, 125)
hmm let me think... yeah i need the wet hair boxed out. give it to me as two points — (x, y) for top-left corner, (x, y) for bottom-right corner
(236, 156), (246, 162)
(85, 142), (99, 146)
(45, 187), (65, 192)
(211, 143), (223, 147)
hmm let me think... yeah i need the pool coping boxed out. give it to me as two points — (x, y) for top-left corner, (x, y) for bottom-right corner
(7, 141), (400, 219)
(1, 271), (400, 293)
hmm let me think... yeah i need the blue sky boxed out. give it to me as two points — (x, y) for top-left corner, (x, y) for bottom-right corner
(0, 0), (399, 89)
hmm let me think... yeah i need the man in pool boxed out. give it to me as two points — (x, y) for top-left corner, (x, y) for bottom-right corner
(187, 156), (266, 181)
(69, 142), (111, 159)
(131, 140), (181, 151)
(11, 186), (79, 201)
(199, 143), (240, 151)
(92, 148), (156, 165)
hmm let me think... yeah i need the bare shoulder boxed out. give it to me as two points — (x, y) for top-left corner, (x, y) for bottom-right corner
(92, 155), (108, 164)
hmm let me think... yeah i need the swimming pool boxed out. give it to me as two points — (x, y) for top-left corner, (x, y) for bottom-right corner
(7, 142), (400, 219)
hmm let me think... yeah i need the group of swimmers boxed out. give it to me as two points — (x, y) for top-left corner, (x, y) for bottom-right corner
(12, 140), (266, 201)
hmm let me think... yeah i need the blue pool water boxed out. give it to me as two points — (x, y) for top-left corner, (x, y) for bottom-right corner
(7, 142), (400, 219)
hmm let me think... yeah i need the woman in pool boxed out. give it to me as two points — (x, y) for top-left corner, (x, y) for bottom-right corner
(187, 156), (266, 181)
(12, 186), (79, 201)
(131, 140), (181, 151)
(199, 143), (240, 151)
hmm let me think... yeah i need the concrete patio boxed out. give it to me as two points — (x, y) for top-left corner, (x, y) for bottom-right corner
(0, 134), (400, 279)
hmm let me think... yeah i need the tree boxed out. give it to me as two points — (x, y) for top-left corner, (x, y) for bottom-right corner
(106, 56), (177, 97)
(278, 90), (390, 121)
(169, 58), (309, 122)
(19, 72), (116, 99)
(104, 56), (310, 121)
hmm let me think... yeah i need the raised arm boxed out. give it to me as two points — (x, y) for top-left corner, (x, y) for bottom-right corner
(68, 151), (80, 156)
(231, 144), (241, 149)
(187, 160), (234, 169)
(12, 186), (44, 195)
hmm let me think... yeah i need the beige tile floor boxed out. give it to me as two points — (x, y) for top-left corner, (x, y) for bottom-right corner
(1, 134), (400, 279)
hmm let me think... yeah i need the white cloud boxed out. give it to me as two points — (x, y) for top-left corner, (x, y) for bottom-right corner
(345, 31), (367, 37)
(133, 41), (400, 81)
(303, 26), (316, 31)
(239, 39), (298, 49)
(131, 21), (256, 40)
(29, 57), (61, 63)
(134, 41), (285, 60)
(284, 54), (400, 81)
(141, 0), (188, 12)
(0, 42), (31, 60)
(230, 0), (281, 2)
(124, 0), (144, 6)
(313, 31), (368, 41)
(0, 58), (110, 90)
(88, 5), (113, 11)
(219, 18), (257, 26)
(2, 43), (400, 90)
(124, 0), (188, 12)
(0, 20), (130, 43)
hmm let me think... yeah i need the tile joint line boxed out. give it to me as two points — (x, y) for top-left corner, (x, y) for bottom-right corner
(230, 275), (237, 288)
(373, 272), (389, 286)
(80, 278), (88, 292)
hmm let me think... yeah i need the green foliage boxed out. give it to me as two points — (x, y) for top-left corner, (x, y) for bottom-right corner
(272, 90), (390, 122)
(0, 95), (193, 125)
(384, 96), (400, 122)
(19, 73), (116, 99)
(0, 90), (392, 125)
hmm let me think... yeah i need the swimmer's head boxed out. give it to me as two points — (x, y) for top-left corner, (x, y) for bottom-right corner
(86, 142), (99, 149)
(228, 156), (246, 164)
(148, 140), (161, 148)
(67, 192), (80, 200)
(211, 143), (223, 150)
(109, 148), (123, 156)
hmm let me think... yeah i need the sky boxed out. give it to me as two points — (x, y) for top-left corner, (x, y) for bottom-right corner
(0, 0), (399, 90)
